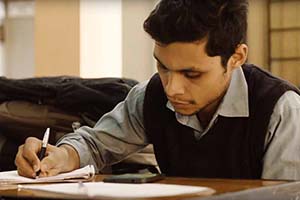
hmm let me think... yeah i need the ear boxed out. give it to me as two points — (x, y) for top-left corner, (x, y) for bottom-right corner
(227, 44), (248, 69)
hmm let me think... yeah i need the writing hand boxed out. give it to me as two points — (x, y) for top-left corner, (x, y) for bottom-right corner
(15, 137), (80, 178)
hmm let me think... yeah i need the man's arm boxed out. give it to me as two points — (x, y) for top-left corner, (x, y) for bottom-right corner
(262, 90), (300, 180)
(56, 81), (149, 173)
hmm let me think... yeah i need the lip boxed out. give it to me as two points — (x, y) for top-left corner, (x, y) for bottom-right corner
(170, 101), (190, 107)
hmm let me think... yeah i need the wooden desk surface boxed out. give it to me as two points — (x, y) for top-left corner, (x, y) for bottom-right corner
(0, 175), (287, 200)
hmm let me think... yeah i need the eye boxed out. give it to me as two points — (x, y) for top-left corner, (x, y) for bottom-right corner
(184, 72), (202, 79)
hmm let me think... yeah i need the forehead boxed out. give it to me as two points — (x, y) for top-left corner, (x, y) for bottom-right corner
(154, 40), (221, 71)
(154, 40), (206, 58)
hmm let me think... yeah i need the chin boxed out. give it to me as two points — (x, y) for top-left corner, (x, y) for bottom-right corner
(174, 108), (198, 116)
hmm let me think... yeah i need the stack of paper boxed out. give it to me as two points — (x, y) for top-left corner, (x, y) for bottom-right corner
(0, 165), (95, 184)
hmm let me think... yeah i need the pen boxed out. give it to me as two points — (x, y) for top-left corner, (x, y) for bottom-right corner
(36, 127), (50, 177)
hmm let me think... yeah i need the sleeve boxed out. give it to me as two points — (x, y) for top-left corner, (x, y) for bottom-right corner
(56, 81), (150, 173)
(262, 90), (300, 180)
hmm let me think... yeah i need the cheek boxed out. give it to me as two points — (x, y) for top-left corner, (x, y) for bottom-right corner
(186, 83), (205, 103)
(188, 75), (228, 102)
(200, 71), (229, 89)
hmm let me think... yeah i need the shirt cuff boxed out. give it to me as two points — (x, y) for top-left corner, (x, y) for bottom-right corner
(56, 133), (99, 171)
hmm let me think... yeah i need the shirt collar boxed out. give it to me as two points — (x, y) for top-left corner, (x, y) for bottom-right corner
(218, 66), (249, 117)
(166, 66), (249, 118)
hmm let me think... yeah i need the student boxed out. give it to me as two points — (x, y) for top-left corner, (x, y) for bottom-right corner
(15, 0), (300, 180)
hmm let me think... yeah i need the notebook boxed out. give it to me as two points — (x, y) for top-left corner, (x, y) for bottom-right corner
(0, 165), (95, 184)
(20, 182), (215, 198)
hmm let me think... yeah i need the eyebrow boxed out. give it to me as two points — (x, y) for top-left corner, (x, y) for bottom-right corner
(153, 54), (202, 73)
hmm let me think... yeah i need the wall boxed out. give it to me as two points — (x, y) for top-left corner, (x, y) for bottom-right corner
(80, 0), (122, 78)
(80, 0), (156, 81)
(122, 0), (156, 82)
(35, 0), (80, 77)
(269, 0), (300, 85)
(35, 0), (158, 80)
(4, 17), (34, 78)
(3, 1), (34, 78)
(0, 41), (4, 76)
(247, 0), (269, 69)
(1, 0), (272, 80)
(0, 0), (4, 76)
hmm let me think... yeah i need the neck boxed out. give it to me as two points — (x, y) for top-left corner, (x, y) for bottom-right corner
(196, 99), (221, 128)
(196, 87), (228, 128)
(196, 75), (232, 128)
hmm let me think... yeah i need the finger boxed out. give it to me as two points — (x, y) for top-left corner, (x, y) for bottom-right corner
(15, 146), (36, 178)
(44, 168), (61, 177)
(38, 167), (60, 178)
(23, 137), (42, 153)
(22, 137), (42, 171)
(17, 165), (36, 178)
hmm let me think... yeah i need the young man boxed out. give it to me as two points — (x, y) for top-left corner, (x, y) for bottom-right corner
(15, 0), (300, 180)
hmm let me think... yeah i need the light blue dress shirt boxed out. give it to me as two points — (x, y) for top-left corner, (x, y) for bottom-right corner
(57, 66), (300, 180)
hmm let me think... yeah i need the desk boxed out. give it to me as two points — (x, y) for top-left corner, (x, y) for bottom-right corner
(0, 175), (287, 200)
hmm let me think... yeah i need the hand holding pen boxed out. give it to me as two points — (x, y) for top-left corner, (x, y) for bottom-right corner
(36, 127), (50, 177)
(15, 127), (80, 178)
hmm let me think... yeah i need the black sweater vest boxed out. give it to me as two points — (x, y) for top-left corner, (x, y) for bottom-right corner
(143, 64), (300, 179)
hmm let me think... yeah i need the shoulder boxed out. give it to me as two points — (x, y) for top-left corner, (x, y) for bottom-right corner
(268, 90), (300, 135)
(125, 80), (149, 101)
(273, 91), (300, 115)
(242, 64), (300, 105)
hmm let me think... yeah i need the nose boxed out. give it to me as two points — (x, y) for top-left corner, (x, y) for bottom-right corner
(165, 72), (185, 97)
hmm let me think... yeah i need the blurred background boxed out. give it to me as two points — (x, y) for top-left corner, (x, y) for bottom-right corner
(0, 0), (299, 85)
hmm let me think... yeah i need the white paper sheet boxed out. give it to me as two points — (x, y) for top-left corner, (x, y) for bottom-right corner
(0, 165), (95, 184)
(21, 182), (215, 198)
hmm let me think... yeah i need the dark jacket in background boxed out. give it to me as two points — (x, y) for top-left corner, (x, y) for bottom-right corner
(0, 76), (138, 124)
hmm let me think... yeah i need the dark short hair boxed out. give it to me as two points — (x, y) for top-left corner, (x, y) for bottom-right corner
(144, 0), (248, 67)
